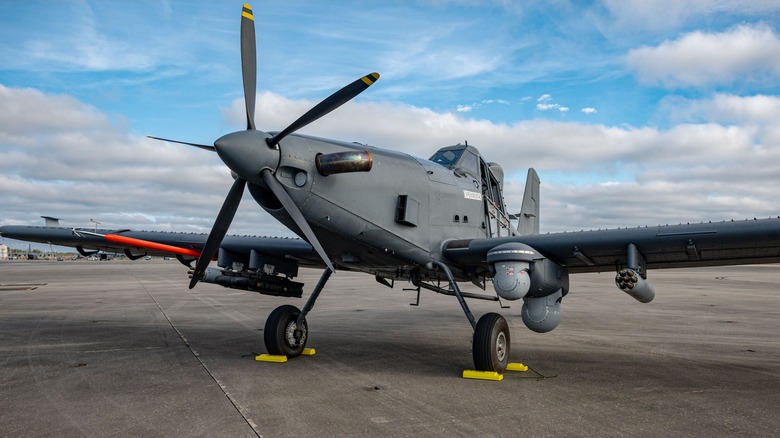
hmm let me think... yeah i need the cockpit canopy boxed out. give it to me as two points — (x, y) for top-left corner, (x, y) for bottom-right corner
(429, 143), (512, 237)
(429, 144), (481, 179)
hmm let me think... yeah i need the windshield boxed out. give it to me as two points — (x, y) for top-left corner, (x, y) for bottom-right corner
(429, 148), (464, 168)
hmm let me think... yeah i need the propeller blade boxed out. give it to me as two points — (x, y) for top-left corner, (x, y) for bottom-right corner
(189, 177), (247, 288)
(241, 3), (257, 130)
(267, 72), (380, 147)
(147, 136), (216, 152)
(260, 169), (335, 272)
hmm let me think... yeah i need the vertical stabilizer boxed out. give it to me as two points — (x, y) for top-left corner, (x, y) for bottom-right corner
(517, 168), (540, 236)
(41, 216), (61, 227)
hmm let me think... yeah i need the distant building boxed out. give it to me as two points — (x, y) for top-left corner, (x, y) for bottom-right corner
(0, 244), (8, 260)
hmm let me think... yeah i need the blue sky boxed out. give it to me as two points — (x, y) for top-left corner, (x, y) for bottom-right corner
(2, 0), (780, 248)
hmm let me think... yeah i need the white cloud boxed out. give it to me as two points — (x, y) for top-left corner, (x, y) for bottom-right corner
(602, 0), (780, 33)
(626, 24), (780, 88)
(581, 107), (597, 114)
(454, 99), (510, 113)
(3, 86), (780, 238)
(0, 85), (287, 235)
(663, 93), (780, 125)
(535, 94), (569, 112)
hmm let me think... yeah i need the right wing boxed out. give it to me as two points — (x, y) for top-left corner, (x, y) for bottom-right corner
(0, 225), (322, 267)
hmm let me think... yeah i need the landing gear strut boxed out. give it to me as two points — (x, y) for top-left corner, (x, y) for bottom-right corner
(429, 260), (511, 373)
(263, 267), (333, 357)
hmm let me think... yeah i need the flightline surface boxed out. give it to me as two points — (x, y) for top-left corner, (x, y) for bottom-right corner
(1, 260), (778, 437)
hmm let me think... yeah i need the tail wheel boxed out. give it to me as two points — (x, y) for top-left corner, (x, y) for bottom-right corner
(473, 312), (510, 373)
(264, 305), (307, 357)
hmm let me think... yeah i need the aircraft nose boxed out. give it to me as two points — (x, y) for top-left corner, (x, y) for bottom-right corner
(214, 130), (279, 183)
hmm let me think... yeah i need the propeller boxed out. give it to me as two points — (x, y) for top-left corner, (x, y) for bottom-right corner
(147, 136), (215, 152)
(266, 72), (379, 148)
(261, 169), (335, 272)
(186, 3), (379, 287)
(188, 4), (256, 288)
(189, 177), (246, 288)
(240, 3), (256, 130)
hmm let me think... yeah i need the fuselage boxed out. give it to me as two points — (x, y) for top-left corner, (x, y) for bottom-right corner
(248, 133), (512, 279)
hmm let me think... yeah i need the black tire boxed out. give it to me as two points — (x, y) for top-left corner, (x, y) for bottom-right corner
(264, 305), (307, 357)
(472, 313), (510, 373)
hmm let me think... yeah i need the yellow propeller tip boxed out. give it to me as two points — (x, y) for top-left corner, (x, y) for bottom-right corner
(362, 72), (380, 86)
(242, 4), (254, 20)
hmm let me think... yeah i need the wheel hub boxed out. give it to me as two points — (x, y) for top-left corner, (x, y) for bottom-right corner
(285, 321), (306, 347)
(495, 332), (507, 362)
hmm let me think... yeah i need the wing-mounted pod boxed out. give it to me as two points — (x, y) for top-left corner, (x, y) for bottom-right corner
(193, 248), (304, 298)
(615, 243), (655, 303)
(487, 242), (569, 333)
(487, 243), (534, 300)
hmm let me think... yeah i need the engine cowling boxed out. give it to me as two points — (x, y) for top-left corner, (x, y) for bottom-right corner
(615, 268), (655, 303)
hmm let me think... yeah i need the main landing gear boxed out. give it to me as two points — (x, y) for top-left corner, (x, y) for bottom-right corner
(262, 263), (511, 374)
(430, 260), (511, 373)
(263, 267), (332, 358)
(473, 312), (510, 372)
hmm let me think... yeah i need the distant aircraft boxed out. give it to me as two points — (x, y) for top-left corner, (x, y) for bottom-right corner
(3, 3), (780, 374)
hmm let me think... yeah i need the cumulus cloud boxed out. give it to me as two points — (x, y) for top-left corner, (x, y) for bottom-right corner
(223, 90), (780, 231)
(3, 85), (779, 239)
(0, 85), (291, 236)
(662, 93), (780, 125)
(626, 24), (780, 88)
(602, 0), (780, 33)
(535, 94), (569, 113)
(581, 107), (597, 114)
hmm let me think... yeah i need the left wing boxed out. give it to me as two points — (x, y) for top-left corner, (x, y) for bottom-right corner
(440, 217), (780, 332)
(443, 217), (780, 273)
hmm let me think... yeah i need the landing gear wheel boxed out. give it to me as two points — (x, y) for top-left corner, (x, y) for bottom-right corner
(264, 305), (307, 357)
(472, 312), (510, 373)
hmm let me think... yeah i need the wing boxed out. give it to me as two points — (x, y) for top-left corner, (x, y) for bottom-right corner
(0, 225), (321, 267)
(443, 218), (780, 273)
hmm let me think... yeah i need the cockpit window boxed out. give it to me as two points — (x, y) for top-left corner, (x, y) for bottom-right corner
(459, 151), (479, 178)
(429, 148), (464, 168)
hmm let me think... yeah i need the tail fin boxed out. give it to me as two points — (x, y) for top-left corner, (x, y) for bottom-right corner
(41, 216), (61, 227)
(517, 168), (540, 236)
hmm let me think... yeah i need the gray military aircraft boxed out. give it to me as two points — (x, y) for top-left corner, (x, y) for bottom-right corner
(3, 3), (780, 374)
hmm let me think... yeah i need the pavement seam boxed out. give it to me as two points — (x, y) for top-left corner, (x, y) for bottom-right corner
(137, 279), (261, 438)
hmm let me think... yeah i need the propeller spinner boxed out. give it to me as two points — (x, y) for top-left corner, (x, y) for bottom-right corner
(185, 3), (379, 287)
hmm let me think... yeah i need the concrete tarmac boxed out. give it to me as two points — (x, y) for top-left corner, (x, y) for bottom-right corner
(0, 260), (778, 437)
